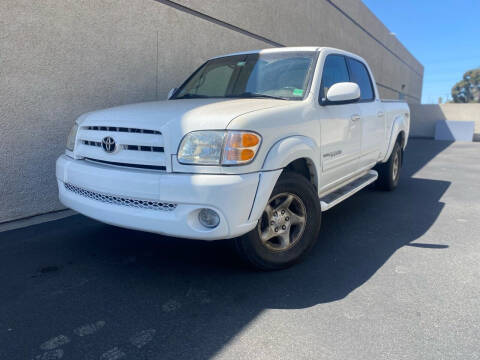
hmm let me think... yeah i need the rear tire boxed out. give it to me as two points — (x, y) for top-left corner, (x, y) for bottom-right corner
(375, 141), (402, 191)
(234, 172), (321, 270)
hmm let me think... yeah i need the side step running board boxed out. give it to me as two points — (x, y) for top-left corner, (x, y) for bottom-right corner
(320, 170), (378, 211)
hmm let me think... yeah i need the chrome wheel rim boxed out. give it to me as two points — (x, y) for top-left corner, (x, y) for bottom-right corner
(257, 192), (307, 251)
(392, 151), (400, 180)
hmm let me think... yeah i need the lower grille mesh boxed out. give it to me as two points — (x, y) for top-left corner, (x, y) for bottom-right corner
(64, 183), (177, 212)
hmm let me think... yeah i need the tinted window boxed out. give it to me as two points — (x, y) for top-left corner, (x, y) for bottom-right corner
(347, 58), (374, 101)
(320, 55), (350, 101)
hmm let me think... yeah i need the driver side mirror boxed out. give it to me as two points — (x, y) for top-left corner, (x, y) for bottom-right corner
(325, 82), (360, 105)
(167, 87), (177, 100)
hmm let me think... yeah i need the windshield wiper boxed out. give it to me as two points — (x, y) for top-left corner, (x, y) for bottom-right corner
(175, 92), (288, 100)
(230, 92), (289, 100)
(174, 94), (211, 99)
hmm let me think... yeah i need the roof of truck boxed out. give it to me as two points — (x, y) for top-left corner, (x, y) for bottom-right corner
(210, 47), (321, 59)
(210, 46), (365, 60)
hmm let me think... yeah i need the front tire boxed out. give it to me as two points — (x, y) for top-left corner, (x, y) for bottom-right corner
(234, 172), (321, 270)
(375, 141), (402, 191)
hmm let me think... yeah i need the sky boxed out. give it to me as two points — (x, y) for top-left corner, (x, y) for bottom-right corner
(362, 0), (480, 104)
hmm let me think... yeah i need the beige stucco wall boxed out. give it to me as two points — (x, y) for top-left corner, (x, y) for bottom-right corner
(410, 104), (480, 140)
(0, 0), (423, 223)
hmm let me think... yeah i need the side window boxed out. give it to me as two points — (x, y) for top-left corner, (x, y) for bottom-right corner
(320, 55), (350, 102)
(347, 58), (374, 101)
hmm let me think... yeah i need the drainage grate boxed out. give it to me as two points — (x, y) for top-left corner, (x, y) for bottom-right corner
(64, 183), (177, 211)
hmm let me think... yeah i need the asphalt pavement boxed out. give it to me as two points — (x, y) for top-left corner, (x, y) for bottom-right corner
(1, 139), (479, 360)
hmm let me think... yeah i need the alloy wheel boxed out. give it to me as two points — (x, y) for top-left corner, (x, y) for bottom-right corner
(257, 192), (307, 251)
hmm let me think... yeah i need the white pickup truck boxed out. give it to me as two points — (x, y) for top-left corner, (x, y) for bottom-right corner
(57, 47), (409, 269)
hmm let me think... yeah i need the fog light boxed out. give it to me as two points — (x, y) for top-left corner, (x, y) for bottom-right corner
(198, 208), (220, 229)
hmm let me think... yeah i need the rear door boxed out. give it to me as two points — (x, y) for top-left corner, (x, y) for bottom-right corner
(319, 54), (362, 185)
(346, 57), (385, 167)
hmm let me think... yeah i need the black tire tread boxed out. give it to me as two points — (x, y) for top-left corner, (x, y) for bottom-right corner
(375, 141), (402, 191)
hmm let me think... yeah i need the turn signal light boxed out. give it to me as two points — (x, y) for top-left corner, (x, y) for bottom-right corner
(222, 131), (261, 165)
(241, 133), (260, 147)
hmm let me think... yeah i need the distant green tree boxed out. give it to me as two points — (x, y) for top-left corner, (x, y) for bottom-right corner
(438, 96), (443, 104)
(451, 68), (480, 103)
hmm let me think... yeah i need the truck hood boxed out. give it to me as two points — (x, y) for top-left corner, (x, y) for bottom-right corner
(77, 98), (289, 153)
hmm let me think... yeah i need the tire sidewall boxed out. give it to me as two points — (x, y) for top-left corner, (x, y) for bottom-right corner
(238, 172), (321, 269)
(389, 142), (402, 188)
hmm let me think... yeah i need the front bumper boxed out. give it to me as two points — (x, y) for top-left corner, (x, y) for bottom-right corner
(56, 155), (281, 240)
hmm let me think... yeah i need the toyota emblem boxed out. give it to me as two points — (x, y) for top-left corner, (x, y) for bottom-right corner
(101, 137), (116, 153)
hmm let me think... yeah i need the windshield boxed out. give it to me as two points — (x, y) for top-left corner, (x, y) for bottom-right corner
(172, 51), (317, 101)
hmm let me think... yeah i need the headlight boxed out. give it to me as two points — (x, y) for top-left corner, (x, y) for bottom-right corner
(177, 131), (225, 165)
(66, 123), (79, 151)
(177, 130), (261, 166)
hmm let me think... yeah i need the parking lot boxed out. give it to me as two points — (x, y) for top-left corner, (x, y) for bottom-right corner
(1, 139), (479, 360)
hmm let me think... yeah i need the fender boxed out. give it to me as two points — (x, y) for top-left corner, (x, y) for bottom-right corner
(381, 114), (409, 162)
(261, 135), (320, 175)
(247, 136), (320, 222)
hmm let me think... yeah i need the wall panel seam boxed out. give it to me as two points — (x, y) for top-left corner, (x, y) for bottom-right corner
(152, 0), (284, 47)
(156, 31), (159, 98)
(377, 83), (420, 102)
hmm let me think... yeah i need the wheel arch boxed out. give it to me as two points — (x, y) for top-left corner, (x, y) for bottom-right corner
(283, 158), (318, 191)
(382, 114), (409, 162)
(261, 135), (320, 190)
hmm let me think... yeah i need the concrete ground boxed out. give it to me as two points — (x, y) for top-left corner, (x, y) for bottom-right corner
(0, 139), (479, 360)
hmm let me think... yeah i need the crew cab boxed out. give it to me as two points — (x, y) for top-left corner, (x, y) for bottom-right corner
(57, 47), (410, 270)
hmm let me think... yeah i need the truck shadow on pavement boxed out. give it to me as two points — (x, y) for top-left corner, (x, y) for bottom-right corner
(0, 140), (453, 360)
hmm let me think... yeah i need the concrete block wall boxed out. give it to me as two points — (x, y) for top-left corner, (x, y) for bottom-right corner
(0, 0), (423, 223)
(410, 104), (480, 141)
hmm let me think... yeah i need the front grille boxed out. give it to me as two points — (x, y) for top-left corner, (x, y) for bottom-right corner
(81, 140), (163, 153)
(64, 183), (177, 211)
(82, 140), (101, 147)
(76, 125), (166, 169)
(122, 145), (164, 152)
(84, 126), (161, 135)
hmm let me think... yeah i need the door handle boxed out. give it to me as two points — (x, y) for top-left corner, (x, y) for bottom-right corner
(377, 111), (385, 117)
(351, 114), (361, 122)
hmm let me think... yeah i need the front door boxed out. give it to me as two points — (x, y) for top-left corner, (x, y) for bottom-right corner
(318, 54), (362, 187)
